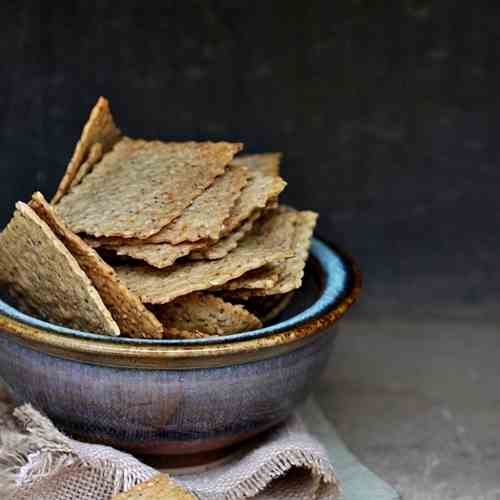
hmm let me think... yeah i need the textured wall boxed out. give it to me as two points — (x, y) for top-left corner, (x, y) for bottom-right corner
(1, 2), (499, 315)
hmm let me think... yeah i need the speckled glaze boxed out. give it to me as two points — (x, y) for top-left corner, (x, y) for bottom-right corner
(0, 238), (361, 455)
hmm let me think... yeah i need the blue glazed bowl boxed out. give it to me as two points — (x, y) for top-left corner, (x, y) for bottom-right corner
(0, 238), (361, 458)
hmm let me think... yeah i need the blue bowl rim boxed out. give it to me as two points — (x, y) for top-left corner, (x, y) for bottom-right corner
(0, 237), (359, 346)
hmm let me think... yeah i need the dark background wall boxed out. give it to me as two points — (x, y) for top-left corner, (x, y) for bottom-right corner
(1, 1), (499, 319)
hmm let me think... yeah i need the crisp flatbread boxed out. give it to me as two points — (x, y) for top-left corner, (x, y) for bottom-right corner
(85, 164), (249, 248)
(56, 138), (242, 238)
(154, 292), (261, 335)
(217, 266), (279, 291)
(113, 240), (207, 269)
(115, 218), (293, 304)
(231, 152), (282, 177)
(145, 164), (248, 244)
(52, 97), (122, 204)
(217, 209), (297, 290)
(224, 210), (318, 298)
(111, 474), (194, 500)
(221, 171), (286, 235)
(0, 202), (119, 335)
(189, 210), (260, 260)
(29, 193), (163, 338)
(70, 142), (103, 189)
(163, 328), (211, 340)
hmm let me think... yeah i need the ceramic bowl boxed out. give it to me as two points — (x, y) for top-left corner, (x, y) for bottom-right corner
(0, 238), (361, 459)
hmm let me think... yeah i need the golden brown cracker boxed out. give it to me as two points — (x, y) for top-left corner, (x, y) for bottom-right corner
(189, 211), (260, 260)
(0, 202), (120, 335)
(52, 97), (121, 204)
(154, 292), (261, 335)
(115, 230), (292, 304)
(69, 142), (103, 190)
(231, 152), (282, 177)
(111, 474), (194, 499)
(221, 171), (286, 235)
(223, 210), (318, 298)
(29, 193), (163, 338)
(56, 138), (242, 239)
(112, 240), (207, 269)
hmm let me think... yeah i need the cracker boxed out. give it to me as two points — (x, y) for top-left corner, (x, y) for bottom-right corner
(70, 142), (103, 189)
(56, 139), (242, 238)
(115, 223), (292, 304)
(217, 266), (279, 290)
(225, 210), (318, 298)
(217, 209), (297, 290)
(154, 292), (261, 335)
(145, 164), (249, 244)
(189, 210), (260, 260)
(112, 474), (194, 500)
(0, 202), (120, 335)
(231, 152), (282, 177)
(163, 328), (211, 340)
(113, 240), (207, 269)
(221, 171), (286, 235)
(29, 193), (163, 338)
(52, 97), (122, 204)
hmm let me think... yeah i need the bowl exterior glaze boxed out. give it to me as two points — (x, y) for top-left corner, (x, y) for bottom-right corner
(0, 327), (335, 455)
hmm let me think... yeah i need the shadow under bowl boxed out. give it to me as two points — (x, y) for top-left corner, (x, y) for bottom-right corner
(0, 238), (361, 457)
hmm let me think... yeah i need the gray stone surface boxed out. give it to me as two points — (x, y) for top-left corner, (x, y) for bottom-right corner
(316, 308), (500, 499)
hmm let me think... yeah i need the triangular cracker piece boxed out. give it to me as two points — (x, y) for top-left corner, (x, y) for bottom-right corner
(29, 193), (163, 338)
(56, 138), (242, 239)
(224, 210), (318, 299)
(221, 171), (286, 235)
(52, 97), (121, 204)
(0, 202), (120, 335)
(70, 142), (103, 189)
(115, 213), (293, 304)
(154, 292), (262, 336)
(231, 152), (282, 177)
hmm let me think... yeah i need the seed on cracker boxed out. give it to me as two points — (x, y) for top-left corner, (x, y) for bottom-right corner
(231, 152), (282, 177)
(29, 193), (163, 338)
(154, 292), (261, 336)
(56, 138), (242, 239)
(0, 202), (119, 335)
(115, 222), (293, 304)
(52, 97), (122, 204)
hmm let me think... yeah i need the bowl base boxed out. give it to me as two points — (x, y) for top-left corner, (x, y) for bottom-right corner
(137, 443), (246, 475)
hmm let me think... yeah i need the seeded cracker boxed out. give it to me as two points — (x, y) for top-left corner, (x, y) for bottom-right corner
(115, 225), (292, 304)
(52, 97), (122, 204)
(56, 139), (242, 238)
(70, 142), (103, 189)
(217, 209), (298, 290)
(225, 210), (318, 299)
(29, 193), (163, 338)
(221, 171), (286, 235)
(231, 152), (282, 177)
(0, 202), (120, 335)
(154, 292), (262, 335)
(189, 210), (260, 260)
(111, 474), (194, 500)
(113, 240), (208, 268)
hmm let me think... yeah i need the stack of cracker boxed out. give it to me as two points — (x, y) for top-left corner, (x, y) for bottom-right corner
(0, 98), (317, 339)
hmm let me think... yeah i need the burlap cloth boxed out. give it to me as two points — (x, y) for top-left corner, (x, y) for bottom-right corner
(0, 390), (339, 500)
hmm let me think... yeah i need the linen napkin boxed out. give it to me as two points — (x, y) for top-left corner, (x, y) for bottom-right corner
(0, 394), (339, 500)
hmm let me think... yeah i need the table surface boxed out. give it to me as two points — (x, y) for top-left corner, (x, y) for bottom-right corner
(316, 304), (500, 500)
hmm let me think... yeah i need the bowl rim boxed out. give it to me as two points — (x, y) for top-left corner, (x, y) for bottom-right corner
(0, 237), (362, 368)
